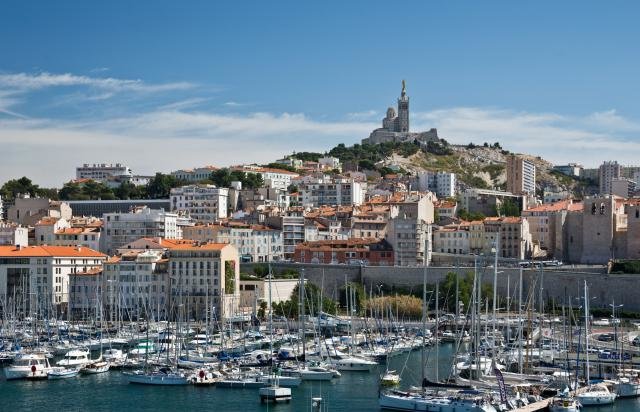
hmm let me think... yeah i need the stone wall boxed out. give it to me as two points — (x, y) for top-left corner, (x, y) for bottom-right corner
(242, 262), (640, 312)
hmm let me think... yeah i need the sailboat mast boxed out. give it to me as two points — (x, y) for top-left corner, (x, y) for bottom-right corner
(421, 258), (427, 389)
(584, 281), (590, 385)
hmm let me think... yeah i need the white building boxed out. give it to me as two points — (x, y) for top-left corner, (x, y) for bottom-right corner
(282, 209), (306, 259)
(318, 156), (341, 171)
(239, 278), (300, 312)
(0, 223), (28, 246)
(386, 217), (432, 266)
(433, 223), (471, 255)
(171, 166), (218, 183)
(182, 222), (283, 263)
(599, 161), (623, 195)
(76, 163), (132, 182)
(102, 207), (180, 254)
(0, 245), (106, 312)
(417, 171), (457, 198)
(299, 177), (365, 207)
(233, 165), (299, 191)
(170, 185), (229, 222)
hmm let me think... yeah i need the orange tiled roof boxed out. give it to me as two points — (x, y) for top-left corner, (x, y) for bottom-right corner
(0, 245), (105, 258)
(524, 199), (573, 213)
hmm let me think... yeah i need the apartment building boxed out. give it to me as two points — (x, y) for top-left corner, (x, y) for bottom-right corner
(8, 197), (72, 226)
(599, 161), (623, 195)
(0, 245), (106, 314)
(299, 177), (366, 207)
(417, 171), (457, 198)
(102, 207), (180, 254)
(182, 222), (283, 263)
(433, 222), (471, 255)
(0, 223), (28, 246)
(294, 238), (393, 266)
(171, 166), (218, 183)
(232, 165), (299, 190)
(170, 185), (229, 222)
(506, 155), (536, 195)
(167, 243), (239, 320)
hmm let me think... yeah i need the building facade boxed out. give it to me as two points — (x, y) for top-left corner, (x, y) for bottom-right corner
(293, 238), (393, 266)
(167, 243), (240, 321)
(170, 185), (229, 222)
(0, 245), (106, 315)
(506, 155), (536, 195)
(599, 161), (623, 195)
(101, 207), (180, 254)
(76, 163), (132, 182)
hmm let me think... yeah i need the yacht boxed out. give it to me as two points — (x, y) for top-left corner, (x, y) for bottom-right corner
(81, 359), (110, 374)
(334, 356), (377, 371)
(5, 353), (53, 380)
(380, 370), (401, 386)
(56, 348), (90, 367)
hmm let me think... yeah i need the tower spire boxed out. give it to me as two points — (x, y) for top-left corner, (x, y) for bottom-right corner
(401, 79), (406, 98)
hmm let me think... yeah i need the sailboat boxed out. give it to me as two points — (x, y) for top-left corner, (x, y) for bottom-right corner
(125, 301), (188, 385)
(379, 256), (497, 412)
(258, 265), (292, 403)
(576, 281), (616, 406)
(335, 283), (377, 372)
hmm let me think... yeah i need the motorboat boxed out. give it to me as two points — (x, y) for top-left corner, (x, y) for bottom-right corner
(334, 356), (377, 371)
(47, 367), (80, 380)
(81, 359), (110, 374)
(128, 340), (157, 357)
(380, 370), (401, 386)
(4, 353), (53, 380)
(56, 348), (90, 367)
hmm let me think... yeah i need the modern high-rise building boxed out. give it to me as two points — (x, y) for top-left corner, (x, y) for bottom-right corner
(599, 161), (623, 195)
(506, 155), (536, 195)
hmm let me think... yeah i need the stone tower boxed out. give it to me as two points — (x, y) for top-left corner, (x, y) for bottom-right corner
(397, 80), (409, 133)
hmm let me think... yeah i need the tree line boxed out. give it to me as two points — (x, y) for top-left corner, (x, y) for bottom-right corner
(0, 168), (266, 202)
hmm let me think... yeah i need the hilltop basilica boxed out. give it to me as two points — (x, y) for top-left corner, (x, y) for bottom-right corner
(362, 80), (439, 146)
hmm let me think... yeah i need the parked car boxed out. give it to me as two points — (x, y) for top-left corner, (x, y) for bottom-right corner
(597, 333), (615, 342)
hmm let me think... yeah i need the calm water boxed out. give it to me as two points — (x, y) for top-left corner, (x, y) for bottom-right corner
(1, 345), (639, 411)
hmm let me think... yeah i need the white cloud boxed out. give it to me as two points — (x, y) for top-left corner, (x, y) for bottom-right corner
(346, 110), (378, 120)
(223, 101), (252, 107)
(414, 107), (640, 167)
(0, 111), (375, 186)
(0, 71), (194, 93)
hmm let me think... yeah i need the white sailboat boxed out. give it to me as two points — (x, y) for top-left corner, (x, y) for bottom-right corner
(258, 265), (292, 403)
(576, 282), (616, 407)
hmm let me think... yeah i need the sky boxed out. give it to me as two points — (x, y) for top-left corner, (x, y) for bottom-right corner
(2, 1), (640, 186)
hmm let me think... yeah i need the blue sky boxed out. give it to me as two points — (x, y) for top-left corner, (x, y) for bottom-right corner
(1, 1), (640, 185)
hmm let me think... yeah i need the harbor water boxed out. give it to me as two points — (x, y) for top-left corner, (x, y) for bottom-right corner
(1, 344), (639, 411)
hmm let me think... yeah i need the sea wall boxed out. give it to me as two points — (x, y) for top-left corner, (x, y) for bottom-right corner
(241, 263), (640, 312)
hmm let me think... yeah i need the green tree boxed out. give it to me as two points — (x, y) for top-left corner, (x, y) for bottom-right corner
(59, 181), (116, 200)
(114, 181), (147, 200)
(0, 177), (52, 200)
(272, 283), (337, 318)
(147, 173), (181, 198)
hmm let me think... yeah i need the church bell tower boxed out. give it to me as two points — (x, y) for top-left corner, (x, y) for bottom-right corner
(397, 80), (409, 133)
